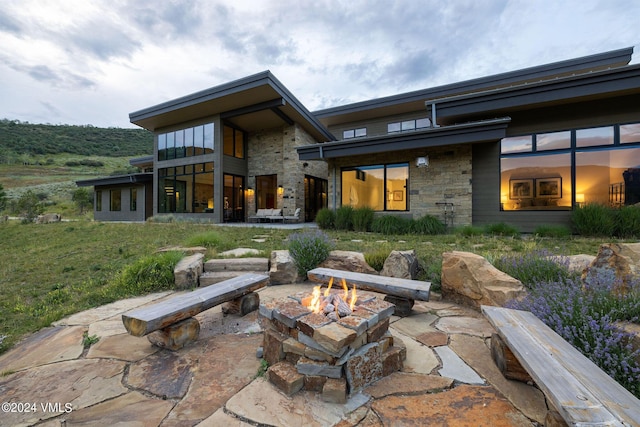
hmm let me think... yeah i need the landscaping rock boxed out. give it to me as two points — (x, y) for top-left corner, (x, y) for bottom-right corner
(174, 253), (204, 290)
(35, 213), (61, 224)
(441, 251), (526, 309)
(582, 243), (640, 294)
(319, 250), (378, 275)
(380, 249), (419, 279)
(565, 254), (596, 274)
(269, 250), (300, 285)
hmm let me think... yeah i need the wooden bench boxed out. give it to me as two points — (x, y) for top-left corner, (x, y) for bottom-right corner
(482, 305), (640, 427)
(122, 273), (269, 350)
(307, 267), (430, 316)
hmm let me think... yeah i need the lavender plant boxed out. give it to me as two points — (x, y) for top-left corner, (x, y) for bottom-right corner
(491, 249), (577, 288)
(288, 230), (334, 277)
(508, 269), (640, 397)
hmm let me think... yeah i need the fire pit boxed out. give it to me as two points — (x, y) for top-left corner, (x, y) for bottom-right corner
(259, 278), (406, 403)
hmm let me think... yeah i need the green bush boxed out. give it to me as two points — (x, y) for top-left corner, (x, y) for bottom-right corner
(571, 203), (616, 237)
(484, 222), (520, 237)
(411, 214), (446, 235)
(335, 205), (354, 231)
(454, 225), (484, 237)
(11, 190), (44, 223)
(288, 230), (334, 277)
(185, 231), (222, 248)
(616, 205), (640, 238)
(352, 206), (375, 232)
(315, 208), (335, 229)
(491, 249), (577, 288)
(533, 224), (572, 238)
(112, 251), (184, 295)
(364, 250), (390, 271)
(371, 215), (411, 235)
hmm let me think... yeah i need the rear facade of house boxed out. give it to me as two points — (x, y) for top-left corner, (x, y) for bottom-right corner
(80, 47), (640, 232)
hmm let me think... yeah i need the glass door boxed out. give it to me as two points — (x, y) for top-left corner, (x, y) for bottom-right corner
(223, 174), (245, 222)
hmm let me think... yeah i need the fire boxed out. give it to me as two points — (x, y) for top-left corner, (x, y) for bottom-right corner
(341, 278), (348, 301)
(304, 277), (357, 316)
(349, 284), (357, 311)
(309, 285), (322, 313)
(324, 276), (333, 297)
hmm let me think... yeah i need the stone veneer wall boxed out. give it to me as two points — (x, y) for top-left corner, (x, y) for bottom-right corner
(246, 124), (328, 218)
(327, 145), (472, 226)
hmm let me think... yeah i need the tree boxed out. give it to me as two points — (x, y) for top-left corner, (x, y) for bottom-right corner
(72, 188), (93, 214)
(13, 190), (44, 223)
(0, 184), (6, 211)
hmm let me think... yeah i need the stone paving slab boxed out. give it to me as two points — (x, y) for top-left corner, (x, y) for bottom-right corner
(86, 332), (159, 361)
(435, 315), (496, 337)
(388, 312), (438, 338)
(388, 328), (439, 374)
(435, 345), (485, 384)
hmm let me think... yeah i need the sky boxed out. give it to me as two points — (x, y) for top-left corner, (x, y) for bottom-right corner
(0, 0), (638, 129)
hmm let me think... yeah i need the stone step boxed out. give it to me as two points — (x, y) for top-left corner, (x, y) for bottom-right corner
(200, 270), (269, 287)
(204, 257), (269, 273)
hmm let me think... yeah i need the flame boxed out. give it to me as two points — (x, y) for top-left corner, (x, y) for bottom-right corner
(324, 276), (333, 297)
(309, 285), (322, 314)
(341, 278), (349, 301)
(349, 284), (357, 311)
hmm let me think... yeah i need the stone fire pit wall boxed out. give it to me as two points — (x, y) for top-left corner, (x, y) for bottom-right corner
(259, 291), (406, 404)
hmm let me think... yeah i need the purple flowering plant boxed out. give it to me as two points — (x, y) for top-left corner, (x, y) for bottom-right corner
(288, 230), (334, 277)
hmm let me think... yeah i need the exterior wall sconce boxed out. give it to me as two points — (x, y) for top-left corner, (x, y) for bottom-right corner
(278, 185), (284, 195)
(416, 156), (429, 168)
(246, 187), (254, 196)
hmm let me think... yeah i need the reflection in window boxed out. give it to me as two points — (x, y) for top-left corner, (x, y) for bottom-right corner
(130, 188), (137, 211)
(387, 118), (430, 134)
(223, 125), (245, 158)
(256, 174), (277, 209)
(501, 136), (532, 154)
(343, 128), (366, 139)
(158, 123), (214, 160)
(96, 190), (102, 211)
(341, 163), (408, 211)
(576, 126), (613, 148)
(500, 153), (571, 211)
(536, 131), (570, 151)
(110, 189), (121, 211)
(158, 163), (214, 213)
(576, 147), (640, 207)
(621, 123), (640, 144)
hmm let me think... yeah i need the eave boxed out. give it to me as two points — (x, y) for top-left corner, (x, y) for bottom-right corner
(297, 118), (511, 160)
(76, 173), (153, 187)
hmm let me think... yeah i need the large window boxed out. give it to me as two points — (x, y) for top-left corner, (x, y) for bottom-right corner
(130, 188), (137, 211)
(500, 123), (640, 211)
(158, 163), (214, 213)
(223, 125), (245, 158)
(388, 118), (430, 134)
(96, 190), (102, 211)
(158, 123), (214, 161)
(341, 163), (408, 211)
(256, 174), (277, 209)
(110, 189), (121, 211)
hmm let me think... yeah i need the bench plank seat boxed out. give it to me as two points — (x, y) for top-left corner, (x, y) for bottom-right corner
(482, 305), (640, 427)
(122, 273), (269, 337)
(307, 267), (430, 301)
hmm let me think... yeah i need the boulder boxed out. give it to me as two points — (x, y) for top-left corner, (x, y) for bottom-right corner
(269, 250), (300, 285)
(582, 243), (640, 294)
(319, 250), (378, 275)
(441, 251), (526, 309)
(174, 253), (204, 290)
(380, 250), (419, 279)
(565, 254), (596, 274)
(35, 213), (61, 224)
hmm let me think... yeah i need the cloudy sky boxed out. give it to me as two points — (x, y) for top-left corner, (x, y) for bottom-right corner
(1, 0), (638, 129)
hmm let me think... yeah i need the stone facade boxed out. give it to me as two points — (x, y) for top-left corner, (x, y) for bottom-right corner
(327, 144), (472, 226)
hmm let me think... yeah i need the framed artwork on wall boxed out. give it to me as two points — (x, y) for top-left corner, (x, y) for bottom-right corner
(536, 177), (562, 198)
(509, 179), (534, 199)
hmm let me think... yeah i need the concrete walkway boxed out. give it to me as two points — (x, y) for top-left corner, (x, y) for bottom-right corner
(0, 284), (549, 426)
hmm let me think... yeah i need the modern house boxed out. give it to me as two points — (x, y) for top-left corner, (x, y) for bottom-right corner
(78, 46), (640, 231)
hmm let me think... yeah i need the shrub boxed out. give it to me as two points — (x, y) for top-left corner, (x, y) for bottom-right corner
(572, 203), (616, 237)
(365, 250), (390, 271)
(112, 250), (184, 295)
(454, 225), (484, 237)
(491, 249), (577, 288)
(185, 231), (223, 248)
(533, 224), (572, 238)
(508, 270), (640, 398)
(335, 205), (354, 231)
(12, 190), (44, 223)
(616, 205), (640, 238)
(352, 206), (375, 232)
(314, 208), (335, 229)
(411, 214), (446, 235)
(371, 215), (411, 235)
(288, 230), (334, 277)
(484, 222), (520, 237)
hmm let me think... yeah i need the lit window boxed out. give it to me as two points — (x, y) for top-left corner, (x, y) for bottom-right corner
(341, 163), (408, 211)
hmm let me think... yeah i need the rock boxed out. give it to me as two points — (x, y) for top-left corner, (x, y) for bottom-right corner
(174, 253), (204, 289)
(380, 250), (419, 279)
(616, 321), (640, 365)
(35, 213), (61, 224)
(157, 246), (207, 255)
(147, 317), (200, 351)
(582, 243), (640, 294)
(441, 251), (526, 309)
(269, 250), (300, 285)
(319, 251), (378, 275)
(565, 254), (596, 274)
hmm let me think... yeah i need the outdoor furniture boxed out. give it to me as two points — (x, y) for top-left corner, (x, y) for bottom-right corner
(266, 209), (283, 222)
(283, 207), (301, 223)
(248, 209), (271, 222)
(482, 305), (640, 427)
(307, 267), (431, 316)
(122, 273), (269, 349)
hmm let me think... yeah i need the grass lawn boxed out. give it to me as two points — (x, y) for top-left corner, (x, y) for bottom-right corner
(0, 220), (613, 355)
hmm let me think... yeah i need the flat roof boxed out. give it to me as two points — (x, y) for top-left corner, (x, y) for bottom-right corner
(76, 173), (153, 187)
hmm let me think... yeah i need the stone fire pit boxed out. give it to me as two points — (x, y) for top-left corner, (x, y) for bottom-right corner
(259, 282), (406, 403)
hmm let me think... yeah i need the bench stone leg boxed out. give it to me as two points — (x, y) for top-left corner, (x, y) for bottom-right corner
(383, 295), (414, 317)
(147, 317), (200, 351)
(222, 292), (260, 316)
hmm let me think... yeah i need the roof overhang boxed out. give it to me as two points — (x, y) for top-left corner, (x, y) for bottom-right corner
(428, 63), (640, 124)
(76, 173), (153, 187)
(297, 118), (511, 160)
(129, 71), (335, 142)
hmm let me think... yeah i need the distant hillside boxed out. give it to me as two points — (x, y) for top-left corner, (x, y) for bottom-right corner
(0, 119), (153, 161)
